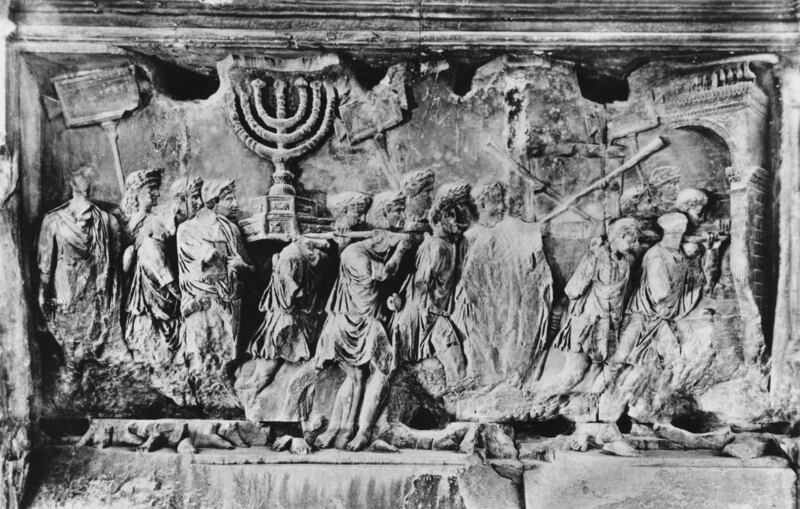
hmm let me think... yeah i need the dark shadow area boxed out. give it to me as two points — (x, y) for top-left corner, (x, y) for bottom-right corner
(576, 66), (629, 104)
(136, 55), (220, 101)
(446, 60), (479, 97)
(517, 415), (575, 438)
(340, 54), (390, 91)
(407, 407), (441, 431)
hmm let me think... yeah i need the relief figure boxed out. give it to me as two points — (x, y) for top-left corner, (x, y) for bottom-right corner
(615, 212), (704, 368)
(176, 178), (250, 413)
(605, 212), (705, 423)
(314, 191), (412, 451)
(37, 165), (124, 391)
(246, 236), (333, 388)
(122, 169), (181, 363)
(549, 218), (640, 392)
(456, 181), (553, 386)
(451, 181), (506, 351)
(392, 183), (474, 384)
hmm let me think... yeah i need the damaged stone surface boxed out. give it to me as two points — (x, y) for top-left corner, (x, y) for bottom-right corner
(26, 447), (527, 509)
(523, 450), (795, 509)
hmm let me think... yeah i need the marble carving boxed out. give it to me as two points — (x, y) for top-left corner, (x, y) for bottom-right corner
(31, 54), (780, 458)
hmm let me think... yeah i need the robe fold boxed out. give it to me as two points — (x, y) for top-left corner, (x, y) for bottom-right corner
(248, 241), (330, 362)
(315, 231), (406, 375)
(618, 243), (704, 368)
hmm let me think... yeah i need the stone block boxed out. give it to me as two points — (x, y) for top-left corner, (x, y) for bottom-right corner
(523, 450), (796, 509)
(27, 446), (506, 509)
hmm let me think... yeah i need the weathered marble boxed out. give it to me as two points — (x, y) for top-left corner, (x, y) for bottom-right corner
(2, 0), (798, 499)
(523, 450), (795, 509)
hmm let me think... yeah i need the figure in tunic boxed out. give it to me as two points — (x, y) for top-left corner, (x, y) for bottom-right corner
(122, 169), (181, 362)
(392, 183), (474, 384)
(615, 212), (704, 369)
(246, 236), (333, 385)
(37, 165), (124, 393)
(452, 181), (506, 347)
(455, 181), (553, 386)
(314, 191), (412, 451)
(176, 178), (250, 413)
(549, 218), (641, 392)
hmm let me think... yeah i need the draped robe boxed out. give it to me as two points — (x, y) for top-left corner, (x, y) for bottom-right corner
(315, 231), (406, 375)
(37, 200), (122, 363)
(392, 232), (463, 363)
(248, 241), (331, 362)
(125, 214), (180, 364)
(176, 207), (248, 412)
(618, 243), (704, 368)
(554, 241), (633, 363)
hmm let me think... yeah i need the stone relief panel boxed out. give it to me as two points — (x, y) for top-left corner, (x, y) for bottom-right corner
(27, 52), (779, 454)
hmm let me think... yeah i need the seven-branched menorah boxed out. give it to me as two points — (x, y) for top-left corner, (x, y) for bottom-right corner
(229, 76), (336, 196)
(228, 76), (337, 241)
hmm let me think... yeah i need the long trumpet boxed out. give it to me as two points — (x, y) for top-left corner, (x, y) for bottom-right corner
(540, 136), (667, 223)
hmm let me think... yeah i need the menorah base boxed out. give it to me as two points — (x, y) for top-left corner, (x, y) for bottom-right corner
(240, 194), (332, 242)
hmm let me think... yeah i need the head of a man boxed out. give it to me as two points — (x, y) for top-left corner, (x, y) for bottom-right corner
(123, 168), (163, 216)
(473, 181), (506, 227)
(675, 188), (708, 226)
(608, 217), (641, 256)
(658, 212), (689, 250)
(203, 179), (239, 220)
(70, 165), (97, 199)
(328, 192), (372, 232)
(369, 191), (406, 231)
(169, 176), (204, 224)
(430, 182), (474, 238)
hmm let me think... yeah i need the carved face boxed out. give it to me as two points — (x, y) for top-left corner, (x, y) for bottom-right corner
(341, 203), (366, 230)
(215, 190), (240, 220)
(385, 203), (406, 231)
(610, 231), (639, 255)
(685, 204), (705, 226)
(171, 194), (189, 224)
(189, 192), (204, 216)
(70, 174), (92, 198)
(438, 204), (472, 236)
(137, 186), (160, 213)
(478, 189), (505, 226)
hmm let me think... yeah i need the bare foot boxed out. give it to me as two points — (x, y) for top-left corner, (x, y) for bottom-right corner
(314, 429), (338, 449)
(290, 437), (312, 455)
(602, 439), (642, 457)
(565, 433), (592, 452)
(346, 433), (370, 452)
(334, 428), (355, 450)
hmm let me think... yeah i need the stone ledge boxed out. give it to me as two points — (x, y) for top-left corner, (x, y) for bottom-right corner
(524, 450), (797, 509)
(24, 446), (798, 508)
